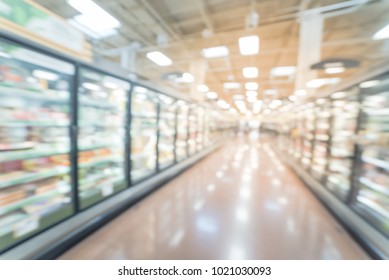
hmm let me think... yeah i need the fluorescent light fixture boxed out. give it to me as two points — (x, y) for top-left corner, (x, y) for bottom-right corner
(306, 78), (340, 88)
(325, 67), (345, 74)
(68, 18), (118, 39)
(246, 91), (257, 98)
(233, 95), (245, 100)
(270, 66), (296, 76)
(72, 14), (119, 34)
(239, 35), (259, 56)
(206, 91), (218, 99)
(316, 98), (326, 104)
(176, 72), (194, 83)
(0, 51), (11, 58)
(202, 46), (229, 58)
(264, 89), (277, 95)
(146, 51), (172, 66)
(217, 100), (230, 109)
(32, 70), (59, 81)
(223, 82), (241, 89)
(331, 91), (347, 99)
(373, 24), (389, 40)
(324, 62), (343, 68)
(289, 95), (297, 101)
(245, 82), (258, 90)
(295, 89), (307, 96)
(243, 67), (258, 78)
(359, 80), (380, 88)
(247, 97), (257, 103)
(197, 84), (209, 92)
(82, 82), (101, 91)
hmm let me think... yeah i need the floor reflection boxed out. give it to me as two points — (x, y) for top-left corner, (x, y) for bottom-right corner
(59, 136), (369, 260)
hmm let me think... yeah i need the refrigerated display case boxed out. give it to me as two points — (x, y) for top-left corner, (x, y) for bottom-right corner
(196, 107), (205, 151)
(130, 86), (158, 182)
(351, 72), (389, 237)
(311, 98), (331, 182)
(176, 101), (189, 162)
(326, 88), (359, 201)
(158, 94), (176, 169)
(0, 39), (75, 252)
(300, 103), (315, 169)
(188, 105), (197, 156)
(77, 69), (129, 209)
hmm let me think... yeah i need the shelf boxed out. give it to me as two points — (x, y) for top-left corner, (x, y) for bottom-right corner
(0, 167), (70, 189)
(79, 176), (124, 196)
(0, 120), (70, 127)
(356, 196), (389, 220)
(359, 177), (389, 196)
(0, 186), (71, 216)
(79, 96), (116, 109)
(361, 156), (389, 170)
(0, 146), (70, 163)
(79, 156), (122, 169)
(131, 152), (155, 160)
(131, 113), (157, 118)
(0, 85), (68, 104)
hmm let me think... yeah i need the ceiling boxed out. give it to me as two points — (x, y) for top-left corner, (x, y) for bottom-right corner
(35, 0), (389, 113)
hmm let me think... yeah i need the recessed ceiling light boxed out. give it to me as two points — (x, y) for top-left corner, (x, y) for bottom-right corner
(206, 91), (218, 99)
(359, 80), (380, 88)
(239, 35), (259, 55)
(264, 89), (277, 95)
(217, 99), (230, 109)
(306, 78), (340, 88)
(233, 95), (245, 100)
(331, 91), (347, 99)
(247, 96), (257, 103)
(223, 82), (241, 89)
(316, 98), (326, 104)
(295, 89), (307, 96)
(242, 67), (258, 78)
(325, 67), (345, 74)
(202, 46), (229, 58)
(373, 24), (389, 40)
(146, 51), (172, 66)
(270, 66), (296, 76)
(289, 95), (298, 101)
(175, 72), (194, 83)
(246, 91), (257, 98)
(197, 84), (209, 92)
(245, 82), (258, 90)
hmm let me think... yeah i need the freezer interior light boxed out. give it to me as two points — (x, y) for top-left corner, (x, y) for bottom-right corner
(32, 70), (59, 81)
(243, 67), (258, 78)
(146, 51), (172, 66)
(373, 24), (389, 40)
(202, 46), (229, 58)
(239, 35), (260, 56)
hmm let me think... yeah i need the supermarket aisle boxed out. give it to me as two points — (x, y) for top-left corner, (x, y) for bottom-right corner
(59, 135), (369, 259)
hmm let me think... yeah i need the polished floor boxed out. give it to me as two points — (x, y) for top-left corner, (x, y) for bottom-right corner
(59, 134), (369, 259)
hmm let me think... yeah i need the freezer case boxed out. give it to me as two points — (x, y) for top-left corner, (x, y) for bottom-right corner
(188, 105), (197, 156)
(77, 69), (129, 209)
(158, 94), (176, 169)
(131, 87), (158, 183)
(176, 101), (189, 162)
(0, 39), (75, 252)
(351, 73), (389, 237)
(300, 104), (315, 169)
(196, 107), (205, 151)
(326, 89), (359, 201)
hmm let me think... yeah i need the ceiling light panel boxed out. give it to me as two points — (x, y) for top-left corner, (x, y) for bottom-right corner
(197, 84), (209, 92)
(270, 66), (296, 76)
(202, 46), (229, 58)
(243, 67), (258, 78)
(245, 82), (258, 90)
(239, 35), (259, 56)
(223, 82), (241, 89)
(146, 51), (172, 66)
(206, 91), (218, 99)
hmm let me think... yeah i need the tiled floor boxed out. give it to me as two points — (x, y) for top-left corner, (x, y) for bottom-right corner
(59, 134), (369, 259)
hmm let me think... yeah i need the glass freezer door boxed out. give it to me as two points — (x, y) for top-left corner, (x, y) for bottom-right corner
(0, 39), (75, 252)
(158, 94), (176, 169)
(176, 101), (189, 162)
(131, 87), (158, 183)
(77, 69), (129, 209)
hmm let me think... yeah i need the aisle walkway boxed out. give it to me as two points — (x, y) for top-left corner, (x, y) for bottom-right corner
(59, 135), (369, 259)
